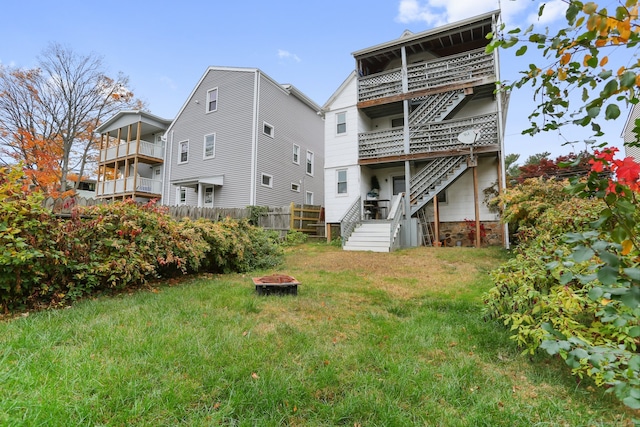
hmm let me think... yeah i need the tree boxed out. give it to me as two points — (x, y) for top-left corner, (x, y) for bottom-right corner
(0, 43), (144, 195)
(486, 0), (640, 409)
(488, 0), (640, 141)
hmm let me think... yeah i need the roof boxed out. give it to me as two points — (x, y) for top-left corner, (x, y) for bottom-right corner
(96, 110), (172, 135)
(352, 10), (499, 60)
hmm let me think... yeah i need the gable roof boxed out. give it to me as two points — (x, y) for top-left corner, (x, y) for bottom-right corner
(321, 71), (357, 112)
(167, 66), (321, 133)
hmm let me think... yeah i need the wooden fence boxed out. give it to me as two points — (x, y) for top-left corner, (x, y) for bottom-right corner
(41, 196), (323, 235)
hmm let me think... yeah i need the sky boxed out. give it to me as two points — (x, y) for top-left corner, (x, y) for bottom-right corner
(0, 0), (634, 165)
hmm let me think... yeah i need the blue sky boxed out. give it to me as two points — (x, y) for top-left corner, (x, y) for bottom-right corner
(0, 0), (631, 163)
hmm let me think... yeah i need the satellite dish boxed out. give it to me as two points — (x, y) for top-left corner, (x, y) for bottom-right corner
(457, 129), (480, 145)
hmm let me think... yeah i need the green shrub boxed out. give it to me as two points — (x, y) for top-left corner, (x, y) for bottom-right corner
(0, 165), (63, 311)
(283, 230), (308, 246)
(59, 199), (209, 296)
(185, 217), (283, 273)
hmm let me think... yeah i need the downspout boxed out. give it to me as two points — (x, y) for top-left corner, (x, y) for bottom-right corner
(493, 11), (510, 249)
(250, 70), (260, 206)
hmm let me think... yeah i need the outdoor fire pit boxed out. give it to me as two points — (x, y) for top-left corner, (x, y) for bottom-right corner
(252, 274), (300, 295)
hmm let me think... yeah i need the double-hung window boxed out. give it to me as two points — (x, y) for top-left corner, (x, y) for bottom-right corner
(306, 150), (314, 176)
(336, 112), (346, 134)
(293, 144), (300, 164)
(204, 133), (215, 159)
(337, 169), (347, 194)
(179, 140), (189, 163)
(207, 88), (218, 112)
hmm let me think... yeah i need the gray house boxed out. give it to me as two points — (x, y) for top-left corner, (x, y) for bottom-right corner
(162, 66), (324, 208)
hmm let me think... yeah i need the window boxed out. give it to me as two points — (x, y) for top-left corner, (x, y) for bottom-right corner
(154, 167), (161, 177)
(291, 182), (300, 192)
(292, 144), (300, 164)
(305, 191), (314, 205)
(337, 169), (347, 194)
(177, 188), (187, 205)
(393, 176), (405, 195)
(306, 150), (314, 176)
(391, 117), (404, 128)
(261, 173), (273, 188)
(263, 122), (274, 138)
(336, 112), (346, 134)
(179, 140), (189, 163)
(203, 133), (215, 159)
(206, 88), (218, 112)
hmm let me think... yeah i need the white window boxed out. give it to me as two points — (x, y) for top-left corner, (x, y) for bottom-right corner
(207, 88), (218, 113)
(293, 144), (300, 164)
(291, 182), (300, 192)
(337, 169), (347, 194)
(306, 150), (314, 176)
(336, 112), (347, 134)
(204, 133), (216, 159)
(204, 187), (214, 206)
(177, 188), (187, 205)
(263, 122), (274, 138)
(305, 191), (313, 205)
(261, 173), (273, 188)
(178, 140), (189, 164)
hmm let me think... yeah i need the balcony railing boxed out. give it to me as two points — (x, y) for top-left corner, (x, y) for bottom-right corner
(358, 48), (494, 103)
(358, 113), (498, 161)
(99, 140), (164, 163)
(96, 177), (162, 197)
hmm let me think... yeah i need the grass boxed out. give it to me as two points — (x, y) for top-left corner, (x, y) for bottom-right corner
(0, 243), (636, 426)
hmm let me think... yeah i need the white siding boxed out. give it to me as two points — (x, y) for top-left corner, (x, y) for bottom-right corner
(324, 165), (361, 223)
(438, 156), (500, 222)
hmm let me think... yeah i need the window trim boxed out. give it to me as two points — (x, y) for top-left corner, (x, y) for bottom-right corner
(203, 186), (214, 207)
(306, 150), (314, 176)
(336, 111), (347, 135)
(305, 191), (314, 205)
(261, 173), (273, 188)
(291, 182), (300, 192)
(203, 133), (216, 159)
(336, 169), (348, 195)
(292, 144), (300, 165)
(178, 140), (189, 164)
(263, 122), (274, 138)
(206, 87), (218, 113)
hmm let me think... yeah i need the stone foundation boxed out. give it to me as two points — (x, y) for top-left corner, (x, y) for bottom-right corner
(436, 220), (503, 247)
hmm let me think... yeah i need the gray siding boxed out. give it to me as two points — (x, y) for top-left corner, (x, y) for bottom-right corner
(255, 73), (325, 207)
(167, 68), (256, 207)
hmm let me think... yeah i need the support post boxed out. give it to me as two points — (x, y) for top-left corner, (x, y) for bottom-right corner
(473, 165), (480, 248)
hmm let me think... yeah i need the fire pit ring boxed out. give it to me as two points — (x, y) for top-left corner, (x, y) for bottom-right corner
(252, 274), (300, 295)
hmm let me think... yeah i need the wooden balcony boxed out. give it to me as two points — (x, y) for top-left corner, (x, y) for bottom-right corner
(357, 48), (495, 105)
(99, 140), (164, 164)
(96, 176), (163, 198)
(358, 113), (498, 163)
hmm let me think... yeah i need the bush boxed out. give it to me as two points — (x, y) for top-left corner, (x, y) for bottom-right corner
(0, 165), (63, 311)
(184, 217), (283, 274)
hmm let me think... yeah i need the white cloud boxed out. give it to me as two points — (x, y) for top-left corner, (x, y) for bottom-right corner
(277, 49), (301, 63)
(526, 0), (568, 25)
(395, 0), (531, 29)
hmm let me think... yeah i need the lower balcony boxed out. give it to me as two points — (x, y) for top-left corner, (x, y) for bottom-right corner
(96, 176), (162, 198)
(99, 140), (164, 163)
(358, 113), (498, 162)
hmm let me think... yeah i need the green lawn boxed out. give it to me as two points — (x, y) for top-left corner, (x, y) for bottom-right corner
(0, 244), (634, 426)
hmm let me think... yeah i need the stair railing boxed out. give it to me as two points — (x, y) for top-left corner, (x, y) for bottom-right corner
(340, 196), (362, 247)
(389, 193), (405, 251)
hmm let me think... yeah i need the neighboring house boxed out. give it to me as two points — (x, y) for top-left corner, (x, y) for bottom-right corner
(323, 10), (508, 252)
(162, 66), (324, 208)
(622, 103), (640, 160)
(95, 110), (171, 203)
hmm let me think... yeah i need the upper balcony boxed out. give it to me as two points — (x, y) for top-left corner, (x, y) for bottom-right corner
(99, 139), (164, 164)
(357, 48), (495, 106)
(358, 112), (499, 164)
